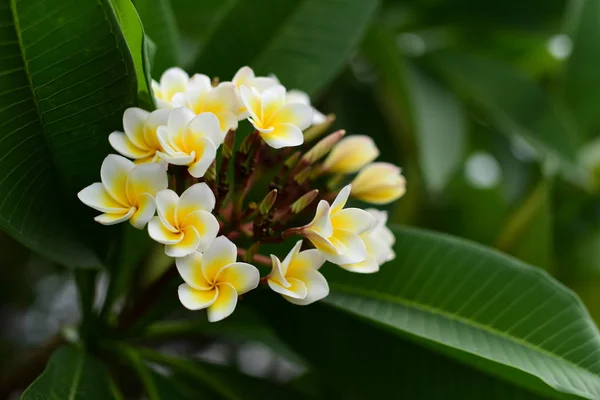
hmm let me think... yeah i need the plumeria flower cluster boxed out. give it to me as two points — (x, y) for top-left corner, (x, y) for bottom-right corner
(78, 66), (406, 322)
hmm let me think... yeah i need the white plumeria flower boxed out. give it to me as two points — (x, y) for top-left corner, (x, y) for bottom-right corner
(231, 66), (279, 117)
(285, 89), (327, 126)
(148, 183), (219, 257)
(172, 77), (239, 135)
(78, 155), (167, 229)
(268, 240), (328, 305)
(340, 209), (395, 273)
(351, 162), (406, 205)
(240, 84), (312, 149)
(156, 108), (220, 178)
(177, 236), (260, 322)
(322, 135), (380, 174)
(152, 67), (194, 108)
(302, 185), (375, 265)
(108, 108), (170, 164)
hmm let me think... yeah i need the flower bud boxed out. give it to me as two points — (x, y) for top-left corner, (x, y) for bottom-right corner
(291, 189), (319, 214)
(259, 189), (278, 216)
(303, 114), (336, 142)
(322, 135), (379, 174)
(302, 130), (346, 164)
(351, 162), (406, 204)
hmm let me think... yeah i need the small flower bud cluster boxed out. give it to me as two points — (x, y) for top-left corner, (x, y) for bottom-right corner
(78, 66), (406, 322)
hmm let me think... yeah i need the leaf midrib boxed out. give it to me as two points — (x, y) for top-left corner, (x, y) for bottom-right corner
(328, 283), (600, 395)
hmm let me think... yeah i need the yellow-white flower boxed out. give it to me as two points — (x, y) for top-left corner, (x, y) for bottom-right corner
(78, 155), (167, 229)
(148, 183), (219, 257)
(351, 162), (406, 205)
(172, 79), (239, 135)
(176, 236), (260, 322)
(268, 240), (328, 305)
(240, 84), (312, 149)
(152, 67), (194, 109)
(302, 185), (374, 265)
(285, 89), (327, 126)
(340, 209), (395, 273)
(108, 108), (170, 164)
(156, 108), (220, 178)
(322, 135), (379, 174)
(231, 66), (278, 117)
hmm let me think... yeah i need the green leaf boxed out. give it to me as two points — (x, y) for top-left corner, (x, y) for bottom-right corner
(109, 0), (155, 109)
(252, 296), (546, 399)
(0, 0), (141, 267)
(428, 51), (580, 163)
(22, 346), (122, 399)
(132, 0), (182, 77)
(563, 0), (600, 136)
(190, 0), (380, 94)
(323, 226), (600, 399)
(406, 65), (466, 193)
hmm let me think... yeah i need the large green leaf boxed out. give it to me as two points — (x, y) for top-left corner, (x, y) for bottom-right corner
(189, 0), (380, 94)
(322, 226), (600, 399)
(563, 0), (600, 136)
(0, 0), (141, 267)
(252, 296), (545, 399)
(428, 51), (580, 164)
(22, 346), (122, 399)
(132, 0), (182, 77)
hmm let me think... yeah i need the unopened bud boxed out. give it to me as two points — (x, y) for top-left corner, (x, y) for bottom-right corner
(303, 114), (336, 142)
(351, 162), (406, 204)
(291, 190), (319, 214)
(302, 130), (346, 164)
(284, 152), (301, 169)
(294, 165), (313, 184)
(259, 189), (278, 215)
(323, 135), (379, 174)
(222, 130), (236, 160)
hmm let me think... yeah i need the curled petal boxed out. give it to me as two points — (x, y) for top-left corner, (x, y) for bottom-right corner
(178, 284), (218, 310)
(176, 252), (212, 290)
(215, 262), (259, 295)
(280, 240), (304, 276)
(261, 123), (304, 149)
(177, 182), (216, 220)
(305, 200), (333, 237)
(129, 193), (155, 229)
(188, 138), (217, 178)
(331, 184), (351, 214)
(240, 85), (261, 122)
(78, 182), (126, 213)
(109, 132), (152, 159)
(100, 155), (135, 207)
(155, 190), (179, 232)
(181, 210), (219, 253)
(331, 208), (375, 235)
(144, 108), (171, 149)
(286, 269), (329, 305)
(168, 107), (196, 136)
(94, 208), (135, 225)
(165, 225), (201, 257)
(269, 277), (308, 300)
(201, 236), (238, 281)
(340, 253), (380, 274)
(148, 217), (183, 245)
(207, 282), (238, 322)
(187, 112), (223, 146)
(122, 107), (150, 148)
(328, 229), (367, 265)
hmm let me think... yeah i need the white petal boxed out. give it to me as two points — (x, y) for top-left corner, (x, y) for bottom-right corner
(306, 200), (333, 237)
(331, 184), (351, 214)
(272, 102), (313, 131)
(78, 182), (127, 213)
(109, 132), (152, 159)
(181, 211), (219, 252)
(148, 216), (183, 244)
(188, 141), (216, 178)
(232, 66), (255, 87)
(261, 123), (304, 149)
(328, 229), (367, 265)
(94, 208), (135, 225)
(178, 284), (217, 310)
(126, 163), (169, 203)
(252, 76), (280, 91)
(160, 67), (189, 100)
(240, 85), (261, 122)
(215, 262), (259, 295)
(165, 225), (201, 257)
(288, 249), (326, 275)
(188, 112), (223, 146)
(331, 208), (375, 235)
(188, 73), (212, 93)
(286, 89), (310, 106)
(269, 277), (308, 300)
(207, 283), (238, 322)
(168, 107), (195, 135)
(129, 193), (155, 229)
(176, 252), (212, 290)
(202, 236), (238, 281)
(268, 255), (289, 287)
(154, 190), (179, 232)
(280, 240), (304, 276)
(100, 154), (135, 207)
(178, 183), (216, 217)
(122, 108), (150, 147)
(261, 85), (286, 120)
(340, 253), (380, 274)
(286, 269), (329, 305)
